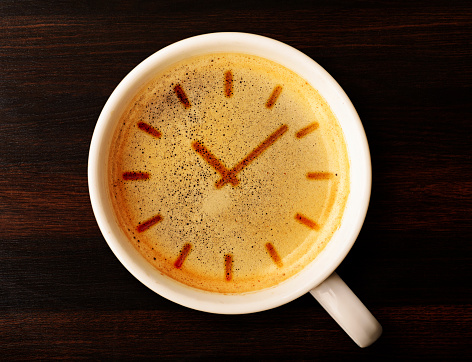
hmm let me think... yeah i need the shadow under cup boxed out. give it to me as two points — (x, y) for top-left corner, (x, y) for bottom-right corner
(88, 32), (371, 315)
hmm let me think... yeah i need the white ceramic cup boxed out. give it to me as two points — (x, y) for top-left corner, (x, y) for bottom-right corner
(88, 32), (382, 347)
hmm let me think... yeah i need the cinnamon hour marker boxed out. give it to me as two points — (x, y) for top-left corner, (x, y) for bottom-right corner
(295, 213), (320, 231)
(224, 70), (233, 97)
(138, 121), (162, 138)
(265, 243), (283, 267)
(122, 171), (149, 181)
(174, 243), (192, 269)
(225, 254), (233, 281)
(307, 172), (334, 180)
(296, 122), (319, 138)
(136, 214), (163, 233)
(174, 84), (191, 108)
(265, 85), (282, 108)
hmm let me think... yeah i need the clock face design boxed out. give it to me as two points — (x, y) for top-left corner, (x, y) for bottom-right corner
(108, 53), (350, 293)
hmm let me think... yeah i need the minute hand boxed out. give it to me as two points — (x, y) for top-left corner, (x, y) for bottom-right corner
(215, 124), (288, 188)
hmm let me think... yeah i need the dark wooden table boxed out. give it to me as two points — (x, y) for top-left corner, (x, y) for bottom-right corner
(1, 0), (471, 359)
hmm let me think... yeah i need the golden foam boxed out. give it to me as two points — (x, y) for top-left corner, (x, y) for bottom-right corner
(108, 53), (350, 293)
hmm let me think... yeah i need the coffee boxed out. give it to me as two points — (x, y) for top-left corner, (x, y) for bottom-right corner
(108, 53), (349, 293)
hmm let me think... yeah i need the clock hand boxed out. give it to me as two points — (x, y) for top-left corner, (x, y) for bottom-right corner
(192, 141), (239, 186)
(215, 124), (288, 188)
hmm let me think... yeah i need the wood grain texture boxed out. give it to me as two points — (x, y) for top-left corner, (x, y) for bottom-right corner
(1, 0), (471, 359)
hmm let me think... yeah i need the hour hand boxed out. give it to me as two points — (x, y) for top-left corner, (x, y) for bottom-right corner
(215, 124), (288, 188)
(192, 141), (239, 186)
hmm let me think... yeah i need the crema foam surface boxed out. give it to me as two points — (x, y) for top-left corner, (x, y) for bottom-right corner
(108, 53), (350, 293)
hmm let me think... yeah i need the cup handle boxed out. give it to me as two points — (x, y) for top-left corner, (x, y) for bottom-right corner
(309, 272), (382, 347)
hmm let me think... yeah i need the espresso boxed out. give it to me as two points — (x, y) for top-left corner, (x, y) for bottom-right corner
(108, 53), (349, 293)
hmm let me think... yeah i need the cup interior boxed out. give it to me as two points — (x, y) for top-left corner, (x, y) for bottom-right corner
(88, 32), (371, 314)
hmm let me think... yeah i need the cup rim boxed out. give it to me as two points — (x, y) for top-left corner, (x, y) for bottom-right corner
(88, 32), (371, 314)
